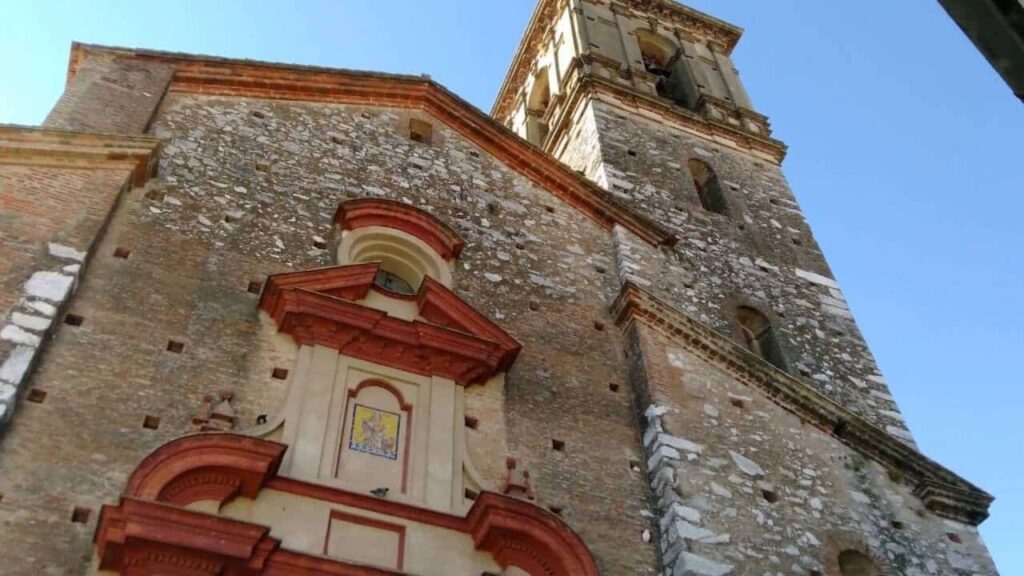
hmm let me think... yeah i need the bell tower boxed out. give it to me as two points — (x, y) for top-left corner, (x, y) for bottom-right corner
(493, 4), (998, 574)
(495, 0), (913, 448)
(494, 0), (782, 167)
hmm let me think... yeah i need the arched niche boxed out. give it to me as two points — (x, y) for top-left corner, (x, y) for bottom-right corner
(635, 28), (696, 107)
(335, 198), (463, 291)
(340, 227), (451, 292)
(687, 158), (728, 215)
(734, 304), (789, 372)
(526, 67), (552, 147)
(336, 379), (414, 495)
(839, 550), (880, 576)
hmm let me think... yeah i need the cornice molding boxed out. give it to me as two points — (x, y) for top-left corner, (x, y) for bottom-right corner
(491, 0), (743, 121)
(545, 61), (787, 164)
(65, 43), (675, 248)
(611, 282), (993, 525)
(0, 124), (160, 186)
(616, 0), (742, 51)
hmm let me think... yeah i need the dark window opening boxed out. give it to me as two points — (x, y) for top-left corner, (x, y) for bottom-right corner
(409, 118), (433, 144)
(373, 269), (416, 296)
(838, 550), (879, 576)
(636, 30), (696, 109)
(688, 158), (728, 215)
(736, 305), (788, 371)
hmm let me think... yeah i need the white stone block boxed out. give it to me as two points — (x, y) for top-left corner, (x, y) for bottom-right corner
(672, 551), (733, 576)
(648, 446), (681, 469)
(645, 404), (669, 420)
(0, 346), (36, 385)
(729, 450), (766, 478)
(795, 268), (838, 289)
(26, 301), (57, 317)
(658, 433), (703, 454)
(710, 482), (732, 498)
(0, 325), (41, 347)
(671, 503), (702, 524)
(11, 312), (51, 332)
(48, 243), (86, 262)
(24, 271), (74, 302)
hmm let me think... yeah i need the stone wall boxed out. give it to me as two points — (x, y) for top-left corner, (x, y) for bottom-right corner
(627, 319), (997, 575)
(0, 93), (658, 574)
(560, 98), (914, 442)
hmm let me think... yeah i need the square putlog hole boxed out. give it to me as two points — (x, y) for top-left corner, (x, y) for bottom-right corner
(64, 314), (84, 327)
(608, 383), (620, 393)
(247, 281), (262, 295)
(551, 439), (565, 452)
(166, 340), (185, 354)
(71, 506), (91, 524)
(409, 118), (433, 144)
(26, 389), (47, 404)
(142, 415), (161, 430)
(464, 415), (479, 430)
(271, 368), (289, 380)
(113, 247), (131, 259)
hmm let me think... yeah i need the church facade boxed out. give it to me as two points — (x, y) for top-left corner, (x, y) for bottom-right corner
(0, 0), (999, 574)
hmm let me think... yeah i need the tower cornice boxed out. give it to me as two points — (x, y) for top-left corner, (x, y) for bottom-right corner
(491, 0), (744, 122)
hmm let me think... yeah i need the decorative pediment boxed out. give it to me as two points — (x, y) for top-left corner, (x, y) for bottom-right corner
(259, 264), (521, 385)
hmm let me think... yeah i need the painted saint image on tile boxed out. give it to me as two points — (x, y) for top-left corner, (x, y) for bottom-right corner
(349, 404), (400, 460)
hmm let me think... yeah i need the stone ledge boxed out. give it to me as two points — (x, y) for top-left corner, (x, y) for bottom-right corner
(611, 282), (993, 525)
(0, 124), (161, 186)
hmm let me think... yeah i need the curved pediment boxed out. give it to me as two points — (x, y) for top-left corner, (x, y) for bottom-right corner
(97, 434), (599, 576)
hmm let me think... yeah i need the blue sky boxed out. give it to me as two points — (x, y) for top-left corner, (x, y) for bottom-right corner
(1, 0), (1020, 571)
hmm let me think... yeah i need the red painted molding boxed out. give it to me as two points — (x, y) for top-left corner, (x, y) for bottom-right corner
(122, 433), (287, 507)
(95, 497), (278, 573)
(259, 263), (381, 310)
(98, 434), (600, 575)
(335, 198), (465, 261)
(96, 498), (402, 575)
(346, 379), (413, 411)
(468, 492), (600, 576)
(259, 265), (521, 385)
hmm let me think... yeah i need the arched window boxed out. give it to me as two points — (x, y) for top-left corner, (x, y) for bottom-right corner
(635, 29), (701, 109)
(636, 30), (678, 101)
(373, 269), (416, 296)
(340, 228), (449, 293)
(335, 199), (463, 291)
(687, 158), (727, 215)
(526, 68), (552, 147)
(735, 305), (788, 371)
(838, 550), (879, 576)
